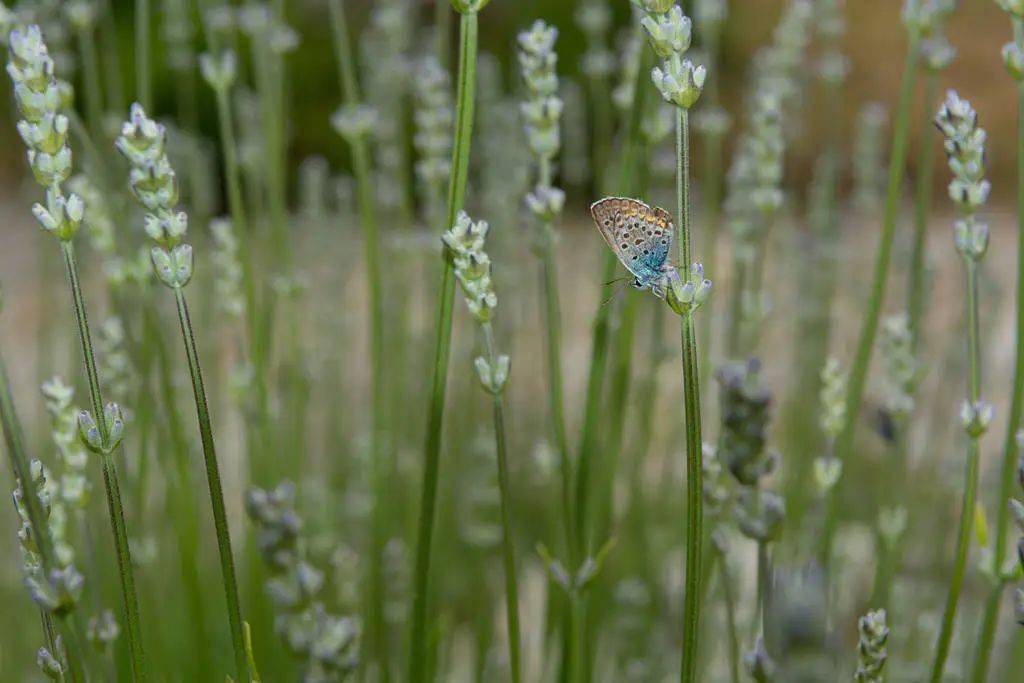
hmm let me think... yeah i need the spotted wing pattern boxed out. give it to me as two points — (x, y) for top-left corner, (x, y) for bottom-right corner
(590, 197), (673, 287)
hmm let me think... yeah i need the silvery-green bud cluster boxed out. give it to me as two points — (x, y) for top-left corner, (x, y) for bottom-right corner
(1002, 41), (1024, 81)
(819, 357), (847, 439)
(693, 104), (731, 138)
(717, 359), (776, 487)
(878, 506), (908, 545)
(518, 20), (563, 163)
(935, 91), (990, 261)
(815, 0), (848, 85)
(612, 28), (642, 113)
(881, 314), (918, 421)
(475, 354), (510, 395)
(902, 0), (954, 36)
(246, 481), (361, 677)
(632, 0), (675, 13)
(98, 318), (133, 405)
(641, 5), (692, 58)
(852, 103), (888, 214)
(960, 399), (994, 437)
(87, 609), (120, 653)
(41, 377), (90, 509)
(638, 1), (705, 110)
(702, 443), (730, 517)
(752, 0), (814, 104)
(922, 32), (955, 71)
(26, 564), (84, 615)
(37, 641), (64, 680)
(576, 2), (614, 79)
(443, 212), (498, 324)
(239, 4), (299, 55)
(199, 49), (237, 92)
(210, 219), (245, 318)
(813, 456), (842, 495)
(77, 403), (125, 455)
(998, 0), (1024, 16)
(855, 609), (889, 682)
(525, 184), (566, 222)
(450, 0), (491, 14)
(66, 175), (115, 255)
(13, 459), (73, 573)
(667, 261), (712, 314)
(735, 487), (785, 541)
(7, 26), (86, 241)
(331, 103), (377, 143)
(726, 92), (784, 241)
(413, 57), (452, 188)
(116, 103), (200, 288)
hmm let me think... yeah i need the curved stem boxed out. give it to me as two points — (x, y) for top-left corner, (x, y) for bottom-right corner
(172, 286), (247, 682)
(929, 257), (982, 683)
(822, 34), (921, 566)
(61, 240), (146, 681)
(408, 12), (479, 682)
(970, 19), (1024, 683)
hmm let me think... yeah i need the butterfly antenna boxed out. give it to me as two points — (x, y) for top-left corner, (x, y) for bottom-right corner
(600, 280), (629, 307)
(602, 275), (631, 287)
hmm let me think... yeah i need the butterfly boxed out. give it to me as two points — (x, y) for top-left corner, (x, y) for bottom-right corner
(590, 197), (674, 298)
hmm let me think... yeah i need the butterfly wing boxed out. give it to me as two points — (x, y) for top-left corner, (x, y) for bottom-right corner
(591, 197), (674, 286)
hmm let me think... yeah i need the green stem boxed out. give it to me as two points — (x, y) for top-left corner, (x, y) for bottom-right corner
(481, 323), (521, 683)
(969, 22), (1024, 683)
(135, 0), (151, 110)
(928, 256), (983, 683)
(435, 0), (452, 70)
(718, 550), (741, 683)
(408, 11), (479, 682)
(171, 286), (247, 682)
(822, 33), (921, 565)
(908, 72), (940, 350)
(539, 226), (575, 562)
(0, 350), (88, 683)
(76, 23), (105, 141)
(676, 106), (704, 683)
(60, 240), (146, 681)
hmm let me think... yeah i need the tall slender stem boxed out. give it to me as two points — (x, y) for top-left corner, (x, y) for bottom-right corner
(970, 21), (1024, 683)
(408, 11), (480, 682)
(822, 34), (921, 564)
(60, 240), (146, 681)
(908, 72), (940, 350)
(327, 2), (390, 674)
(929, 258), (982, 683)
(481, 323), (522, 683)
(0, 350), (88, 683)
(540, 227), (574, 562)
(676, 106), (704, 683)
(135, 0), (151, 110)
(171, 286), (247, 682)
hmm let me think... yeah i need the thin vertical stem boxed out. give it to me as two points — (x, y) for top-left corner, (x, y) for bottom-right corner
(327, 2), (389, 673)
(822, 34), (921, 565)
(540, 227), (574, 562)
(482, 323), (521, 683)
(0, 351), (88, 683)
(171, 286), (247, 682)
(60, 240), (146, 681)
(408, 11), (479, 682)
(908, 72), (940, 350)
(970, 21), (1024, 683)
(929, 258), (982, 683)
(676, 106), (704, 683)
(135, 0), (151, 110)
(76, 24), (105, 140)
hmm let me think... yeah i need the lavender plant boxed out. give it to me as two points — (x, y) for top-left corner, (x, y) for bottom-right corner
(116, 102), (247, 681)
(928, 89), (992, 683)
(6, 24), (145, 679)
